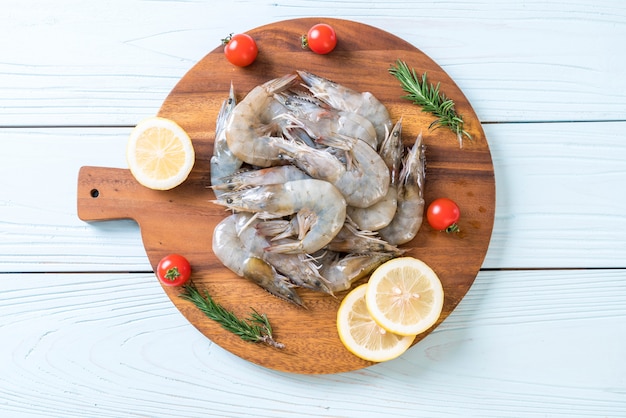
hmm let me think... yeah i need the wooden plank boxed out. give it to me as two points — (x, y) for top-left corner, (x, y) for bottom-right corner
(0, 270), (624, 416)
(484, 121), (626, 268)
(2, 121), (624, 273)
(0, 127), (149, 272)
(1, 1), (625, 126)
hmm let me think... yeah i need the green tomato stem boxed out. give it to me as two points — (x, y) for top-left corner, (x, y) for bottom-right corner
(164, 267), (181, 281)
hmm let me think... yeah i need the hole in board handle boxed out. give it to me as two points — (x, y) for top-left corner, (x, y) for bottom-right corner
(90, 189), (99, 198)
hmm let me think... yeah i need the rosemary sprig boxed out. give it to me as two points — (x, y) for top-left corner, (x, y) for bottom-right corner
(389, 59), (471, 147)
(180, 283), (284, 349)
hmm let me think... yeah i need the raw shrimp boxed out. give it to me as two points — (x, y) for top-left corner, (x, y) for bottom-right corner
(317, 134), (390, 208)
(347, 119), (404, 230)
(275, 91), (378, 150)
(379, 119), (404, 185)
(234, 213), (333, 295)
(274, 140), (344, 184)
(318, 251), (395, 293)
(212, 165), (310, 193)
(212, 179), (347, 254)
(275, 135), (389, 208)
(264, 216), (403, 255)
(210, 84), (241, 197)
(298, 70), (392, 147)
(225, 74), (297, 167)
(212, 213), (304, 307)
(327, 221), (404, 255)
(378, 132), (426, 245)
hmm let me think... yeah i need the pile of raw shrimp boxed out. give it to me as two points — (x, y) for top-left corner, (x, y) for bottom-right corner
(209, 70), (425, 308)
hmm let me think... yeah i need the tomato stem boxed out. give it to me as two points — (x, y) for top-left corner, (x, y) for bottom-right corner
(221, 33), (233, 45)
(164, 267), (181, 281)
(300, 34), (309, 50)
(446, 223), (460, 233)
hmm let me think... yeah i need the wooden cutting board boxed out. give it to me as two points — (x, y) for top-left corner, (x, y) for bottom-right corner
(77, 18), (495, 374)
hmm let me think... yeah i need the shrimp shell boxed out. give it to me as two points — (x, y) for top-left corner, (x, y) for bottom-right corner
(276, 136), (389, 208)
(213, 179), (347, 254)
(327, 222), (404, 256)
(297, 70), (393, 147)
(210, 84), (241, 197)
(225, 74), (297, 167)
(236, 215), (333, 295)
(212, 214), (304, 307)
(275, 91), (378, 150)
(318, 251), (395, 293)
(212, 165), (310, 192)
(378, 132), (426, 245)
(316, 134), (390, 208)
(347, 119), (404, 230)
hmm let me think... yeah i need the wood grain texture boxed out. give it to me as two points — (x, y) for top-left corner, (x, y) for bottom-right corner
(77, 18), (495, 374)
(1, 270), (624, 417)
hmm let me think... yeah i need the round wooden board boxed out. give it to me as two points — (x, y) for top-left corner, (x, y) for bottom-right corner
(78, 18), (494, 374)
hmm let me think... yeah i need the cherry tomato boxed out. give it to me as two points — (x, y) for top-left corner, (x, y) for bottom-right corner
(157, 254), (191, 286)
(222, 33), (258, 67)
(427, 198), (461, 233)
(301, 23), (337, 54)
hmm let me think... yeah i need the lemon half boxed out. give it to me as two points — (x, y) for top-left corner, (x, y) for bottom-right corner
(126, 117), (195, 190)
(337, 284), (416, 362)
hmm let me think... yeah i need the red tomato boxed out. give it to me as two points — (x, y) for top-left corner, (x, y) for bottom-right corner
(157, 254), (192, 286)
(302, 23), (337, 54)
(427, 198), (461, 233)
(222, 33), (258, 67)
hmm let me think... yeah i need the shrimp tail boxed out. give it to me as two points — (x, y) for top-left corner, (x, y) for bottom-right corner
(267, 73), (299, 93)
(399, 131), (425, 196)
(242, 257), (306, 308)
(264, 239), (305, 255)
(315, 134), (353, 151)
(297, 70), (332, 100)
(255, 210), (315, 242)
(294, 208), (316, 239)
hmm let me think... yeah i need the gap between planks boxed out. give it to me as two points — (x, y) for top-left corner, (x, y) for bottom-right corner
(2, 119), (626, 129)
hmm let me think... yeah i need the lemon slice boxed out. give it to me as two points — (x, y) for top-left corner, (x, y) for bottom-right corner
(337, 284), (416, 362)
(126, 117), (195, 190)
(365, 257), (444, 336)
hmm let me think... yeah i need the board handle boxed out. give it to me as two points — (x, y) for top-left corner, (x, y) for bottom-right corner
(77, 166), (145, 222)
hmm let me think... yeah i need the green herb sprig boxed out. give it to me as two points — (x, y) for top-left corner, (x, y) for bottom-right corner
(389, 59), (471, 147)
(180, 283), (284, 349)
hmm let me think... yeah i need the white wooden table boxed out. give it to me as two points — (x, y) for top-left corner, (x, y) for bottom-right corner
(2, 1), (625, 416)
